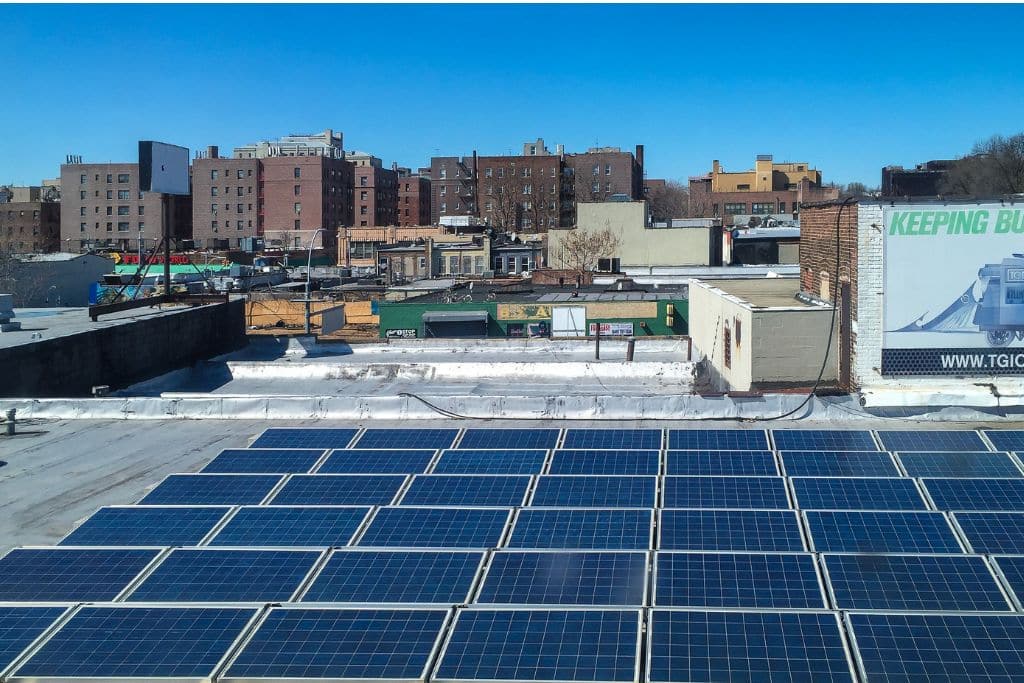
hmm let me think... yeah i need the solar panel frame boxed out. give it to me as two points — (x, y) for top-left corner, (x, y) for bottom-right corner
(922, 477), (1024, 511)
(9, 603), (262, 682)
(984, 429), (1024, 452)
(646, 609), (857, 683)
(531, 476), (658, 508)
(549, 450), (661, 476)
(252, 427), (359, 449)
(876, 429), (988, 452)
(58, 505), (233, 547)
(433, 607), (643, 683)
(779, 451), (900, 477)
(432, 450), (549, 475)
(821, 553), (1013, 612)
(269, 474), (408, 506)
(136, 473), (284, 506)
(316, 449), (438, 474)
(658, 509), (807, 552)
(399, 475), (533, 507)
(123, 547), (326, 603)
(473, 550), (648, 606)
(354, 428), (460, 450)
(356, 506), (514, 549)
(662, 476), (792, 509)
(988, 556), (1024, 612)
(507, 509), (655, 550)
(790, 476), (929, 510)
(298, 549), (487, 604)
(199, 448), (327, 474)
(561, 429), (663, 450)
(220, 606), (453, 683)
(896, 451), (1024, 478)
(0, 605), (72, 681)
(204, 505), (372, 548)
(951, 512), (1024, 554)
(667, 429), (769, 450)
(803, 510), (966, 554)
(0, 546), (165, 603)
(845, 611), (1024, 683)
(664, 450), (778, 476)
(652, 551), (827, 609)
(458, 429), (562, 450)
(771, 429), (879, 451)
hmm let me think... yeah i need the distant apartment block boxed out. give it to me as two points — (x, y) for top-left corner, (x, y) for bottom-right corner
(346, 153), (398, 228)
(688, 155), (839, 224)
(233, 129), (345, 160)
(881, 160), (953, 197)
(59, 162), (192, 252)
(0, 187), (61, 253)
(396, 169), (431, 227)
(428, 138), (644, 228)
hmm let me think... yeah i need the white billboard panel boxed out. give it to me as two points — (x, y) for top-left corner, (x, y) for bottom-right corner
(139, 141), (189, 195)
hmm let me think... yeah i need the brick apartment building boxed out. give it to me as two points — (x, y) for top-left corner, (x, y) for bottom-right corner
(428, 139), (644, 228)
(353, 166), (398, 227)
(397, 171), (431, 227)
(191, 131), (354, 251)
(0, 187), (61, 253)
(689, 154), (839, 225)
(59, 162), (192, 252)
(881, 159), (953, 196)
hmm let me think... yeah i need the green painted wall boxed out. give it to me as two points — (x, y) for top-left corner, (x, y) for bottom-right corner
(379, 299), (688, 338)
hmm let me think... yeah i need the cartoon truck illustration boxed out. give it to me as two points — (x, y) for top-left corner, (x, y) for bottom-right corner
(974, 255), (1024, 346)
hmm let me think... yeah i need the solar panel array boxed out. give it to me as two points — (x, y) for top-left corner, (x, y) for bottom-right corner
(7, 426), (1024, 682)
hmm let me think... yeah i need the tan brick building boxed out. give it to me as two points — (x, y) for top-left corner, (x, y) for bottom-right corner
(191, 150), (260, 250)
(0, 200), (61, 253)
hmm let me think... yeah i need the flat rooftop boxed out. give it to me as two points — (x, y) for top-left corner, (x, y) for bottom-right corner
(0, 305), (195, 351)
(401, 281), (687, 304)
(697, 277), (821, 309)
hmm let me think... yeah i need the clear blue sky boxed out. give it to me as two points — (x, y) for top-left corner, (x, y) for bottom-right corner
(3, 3), (1023, 187)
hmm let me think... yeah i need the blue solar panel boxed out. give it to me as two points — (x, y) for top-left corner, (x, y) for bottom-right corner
(401, 475), (532, 507)
(0, 606), (67, 674)
(317, 449), (436, 474)
(897, 451), (1023, 477)
(270, 474), (406, 506)
(476, 552), (647, 605)
(953, 512), (1024, 553)
(508, 509), (653, 550)
(562, 429), (662, 450)
(654, 552), (824, 608)
(355, 428), (459, 449)
(662, 476), (791, 509)
(200, 448), (325, 474)
(252, 428), (358, 449)
(434, 450), (548, 474)
(302, 550), (485, 603)
(772, 429), (878, 451)
(0, 548), (160, 602)
(923, 477), (1024, 511)
(667, 429), (769, 450)
(459, 428), (561, 449)
(780, 451), (900, 476)
(225, 608), (448, 681)
(126, 549), (321, 602)
(791, 477), (928, 510)
(665, 450), (778, 475)
(877, 429), (987, 452)
(13, 606), (257, 679)
(992, 556), (1024, 609)
(532, 476), (656, 507)
(549, 450), (660, 475)
(59, 506), (230, 546)
(848, 613), (1024, 683)
(659, 509), (805, 551)
(824, 553), (1010, 611)
(648, 610), (853, 683)
(985, 430), (1024, 452)
(138, 473), (282, 505)
(207, 506), (371, 547)
(435, 609), (640, 683)
(805, 511), (964, 553)
(358, 507), (511, 548)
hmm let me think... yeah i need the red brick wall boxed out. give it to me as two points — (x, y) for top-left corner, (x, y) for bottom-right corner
(799, 202), (858, 307)
(191, 157), (259, 248)
(398, 176), (431, 226)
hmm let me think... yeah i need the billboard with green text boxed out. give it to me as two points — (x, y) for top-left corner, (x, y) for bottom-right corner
(883, 203), (1024, 375)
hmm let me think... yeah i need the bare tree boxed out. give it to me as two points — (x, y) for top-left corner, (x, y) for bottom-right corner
(647, 180), (690, 221)
(941, 133), (1024, 196)
(483, 163), (521, 231)
(552, 224), (622, 277)
(840, 182), (879, 199)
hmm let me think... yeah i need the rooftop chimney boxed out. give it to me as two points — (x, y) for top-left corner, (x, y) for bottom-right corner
(635, 144), (644, 171)
(207, 145), (219, 159)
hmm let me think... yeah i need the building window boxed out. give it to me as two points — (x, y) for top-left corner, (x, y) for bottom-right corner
(211, 204), (218, 214)
(138, 222), (145, 231)
(440, 186), (447, 196)
(211, 170), (219, 180)
(360, 206), (368, 215)
(237, 204), (243, 213)
(106, 190), (113, 200)
(211, 187), (218, 196)
(605, 182), (612, 193)
(236, 169), (244, 179)
(591, 182), (599, 193)
(117, 173), (129, 183)
(117, 190), (129, 200)
(294, 202), (301, 214)
(106, 206), (113, 216)
(605, 164), (612, 175)
(106, 222), (112, 232)
(294, 219), (301, 230)
(735, 317), (742, 347)
(349, 241), (376, 259)
(79, 207), (86, 216)
(485, 201), (493, 211)
(294, 167), (301, 178)
(79, 222), (86, 232)
(523, 185), (532, 195)
(485, 168), (493, 178)
(736, 184), (750, 191)
(138, 206), (144, 216)
(79, 174), (87, 184)
(592, 165), (600, 176)
(360, 191), (368, 201)
(106, 174), (112, 183)
(779, 202), (786, 212)
(724, 203), (746, 214)
(117, 206), (129, 215)
(79, 190), (86, 200)
(751, 202), (774, 214)
(117, 222), (129, 232)
(360, 176), (368, 187)
(212, 221), (218, 232)
(723, 326), (732, 368)
(236, 187), (243, 197)
(294, 185), (300, 196)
